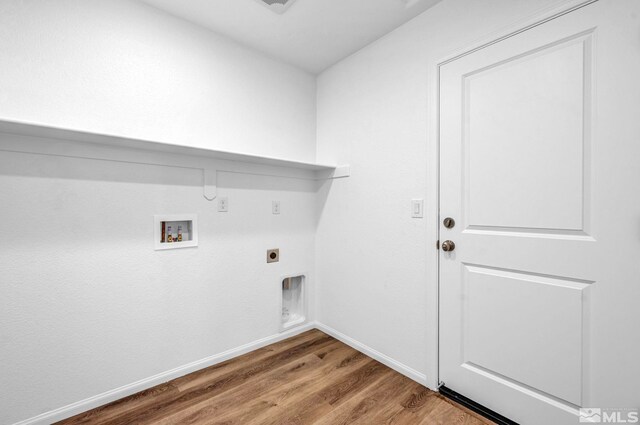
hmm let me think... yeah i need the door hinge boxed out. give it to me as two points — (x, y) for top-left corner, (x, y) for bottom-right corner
(436, 240), (440, 250)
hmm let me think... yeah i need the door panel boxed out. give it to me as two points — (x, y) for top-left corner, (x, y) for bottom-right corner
(463, 264), (587, 406)
(466, 37), (586, 231)
(439, 1), (640, 424)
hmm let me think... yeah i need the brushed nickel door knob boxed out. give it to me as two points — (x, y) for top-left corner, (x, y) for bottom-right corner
(442, 240), (456, 252)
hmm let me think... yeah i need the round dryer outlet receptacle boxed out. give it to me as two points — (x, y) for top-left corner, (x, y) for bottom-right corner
(267, 249), (279, 263)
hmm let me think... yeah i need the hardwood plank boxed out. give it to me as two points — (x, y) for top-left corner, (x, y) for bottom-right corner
(57, 382), (180, 425)
(54, 330), (496, 425)
(249, 359), (391, 425)
(98, 332), (335, 425)
(159, 342), (362, 424)
(432, 396), (497, 425)
(172, 329), (327, 393)
(312, 369), (413, 425)
(390, 386), (490, 425)
(217, 345), (370, 425)
(316, 371), (440, 425)
(58, 330), (332, 425)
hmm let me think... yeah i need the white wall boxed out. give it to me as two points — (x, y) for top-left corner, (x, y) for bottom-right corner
(0, 0), (590, 422)
(0, 133), (320, 425)
(315, 0), (571, 387)
(0, 1), (319, 423)
(0, 0), (317, 162)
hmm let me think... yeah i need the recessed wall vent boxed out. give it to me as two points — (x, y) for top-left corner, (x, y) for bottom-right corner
(255, 0), (298, 14)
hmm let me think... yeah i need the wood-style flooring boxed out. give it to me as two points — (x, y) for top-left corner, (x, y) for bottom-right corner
(57, 330), (494, 424)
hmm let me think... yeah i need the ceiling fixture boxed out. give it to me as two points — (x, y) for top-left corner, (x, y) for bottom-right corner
(254, 0), (298, 14)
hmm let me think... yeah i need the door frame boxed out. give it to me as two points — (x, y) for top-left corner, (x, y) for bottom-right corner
(426, 0), (599, 390)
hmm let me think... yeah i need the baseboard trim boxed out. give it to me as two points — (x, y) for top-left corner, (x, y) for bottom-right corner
(12, 322), (315, 425)
(13, 321), (429, 425)
(314, 322), (428, 385)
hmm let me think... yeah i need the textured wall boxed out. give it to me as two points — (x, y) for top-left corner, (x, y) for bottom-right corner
(0, 0), (317, 162)
(0, 0), (583, 423)
(0, 136), (320, 424)
(0, 1), (319, 423)
(315, 0), (569, 387)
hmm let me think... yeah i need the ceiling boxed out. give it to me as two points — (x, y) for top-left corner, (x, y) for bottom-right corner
(139, 0), (442, 74)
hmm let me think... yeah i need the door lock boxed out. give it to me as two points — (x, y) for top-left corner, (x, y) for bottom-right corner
(441, 240), (456, 252)
(443, 217), (455, 229)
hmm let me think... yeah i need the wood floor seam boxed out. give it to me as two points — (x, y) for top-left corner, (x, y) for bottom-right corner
(55, 330), (495, 425)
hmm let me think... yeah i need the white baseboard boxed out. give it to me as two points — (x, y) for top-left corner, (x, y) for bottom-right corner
(12, 323), (315, 425)
(13, 321), (429, 425)
(314, 322), (428, 386)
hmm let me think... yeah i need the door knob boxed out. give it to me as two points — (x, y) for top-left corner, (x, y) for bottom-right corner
(442, 240), (456, 252)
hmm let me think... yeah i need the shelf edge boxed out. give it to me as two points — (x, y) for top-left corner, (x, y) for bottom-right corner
(0, 118), (338, 172)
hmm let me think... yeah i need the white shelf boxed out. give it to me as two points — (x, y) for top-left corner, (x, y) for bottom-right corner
(0, 119), (339, 172)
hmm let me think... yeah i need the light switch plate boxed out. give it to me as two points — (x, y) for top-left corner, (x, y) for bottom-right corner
(411, 199), (424, 218)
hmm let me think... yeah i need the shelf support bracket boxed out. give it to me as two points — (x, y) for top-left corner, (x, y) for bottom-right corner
(331, 165), (351, 179)
(203, 168), (217, 201)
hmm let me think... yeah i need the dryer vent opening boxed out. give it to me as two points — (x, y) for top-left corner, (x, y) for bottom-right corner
(281, 275), (306, 331)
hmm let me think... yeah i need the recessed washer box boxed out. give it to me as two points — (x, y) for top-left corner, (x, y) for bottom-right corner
(154, 214), (198, 250)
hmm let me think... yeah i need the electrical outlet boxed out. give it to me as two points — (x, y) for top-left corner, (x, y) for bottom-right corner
(267, 248), (279, 263)
(272, 201), (281, 215)
(218, 197), (229, 212)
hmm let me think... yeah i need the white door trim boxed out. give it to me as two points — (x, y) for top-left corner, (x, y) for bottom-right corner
(425, 0), (599, 390)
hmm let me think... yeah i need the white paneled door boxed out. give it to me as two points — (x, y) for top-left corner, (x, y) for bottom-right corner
(439, 1), (640, 424)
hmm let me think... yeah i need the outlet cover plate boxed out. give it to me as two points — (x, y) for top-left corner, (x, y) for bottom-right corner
(267, 248), (280, 263)
(218, 197), (229, 212)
